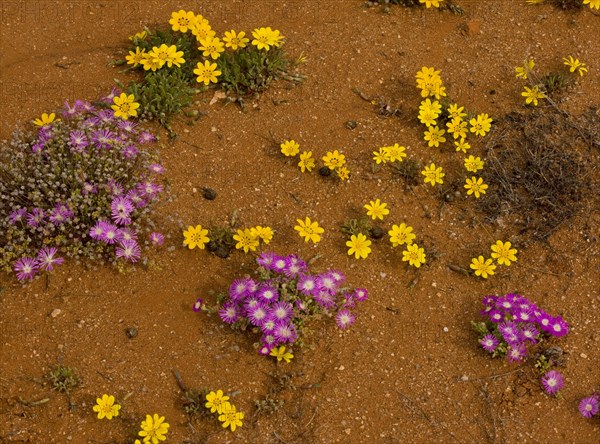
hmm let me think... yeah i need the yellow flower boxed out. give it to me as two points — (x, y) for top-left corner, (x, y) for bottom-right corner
(447, 103), (466, 120)
(169, 10), (197, 33)
(388, 223), (416, 247)
(128, 30), (147, 41)
(138, 414), (169, 444)
(266, 28), (285, 48)
(526, 0), (545, 4)
(515, 58), (535, 79)
(192, 22), (216, 41)
(346, 233), (372, 259)
(233, 228), (259, 253)
(470, 256), (496, 279)
(218, 402), (244, 432)
(322, 150), (346, 170)
(419, 98), (442, 117)
(298, 151), (315, 172)
(416, 67), (444, 98)
(33, 112), (59, 127)
(386, 144), (407, 162)
(199, 36), (225, 60)
(223, 30), (249, 50)
(148, 44), (171, 66)
(446, 118), (467, 140)
(563, 55), (588, 76)
(183, 225), (209, 250)
(583, 0), (600, 9)
(280, 139), (300, 157)
(126, 47), (147, 67)
(250, 226), (274, 244)
(141, 54), (164, 72)
(464, 155), (484, 173)
(92, 394), (121, 420)
(111, 93), (140, 120)
(521, 86), (546, 106)
(491, 240), (518, 266)
(251, 27), (273, 50)
(419, 0), (443, 7)
(402, 243), (426, 268)
(364, 199), (390, 220)
(194, 60), (221, 85)
(464, 176), (488, 198)
(373, 147), (391, 164)
(424, 126), (446, 148)
(454, 138), (471, 154)
(205, 390), (230, 414)
(421, 163), (444, 186)
(337, 166), (350, 181)
(418, 108), (438, 127)
(295, 217), (324, 243)
(416, 66), (442, 86)
(164, 44), (185, 68)
(270, 345), (294, 363)
(469, 113), (493, 137)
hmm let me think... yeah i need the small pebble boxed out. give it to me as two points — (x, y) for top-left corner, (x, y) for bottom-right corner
(370, 226), (384, 239)
(125, 327), (138, 339)
(50, 309), (62, 318)
(202, 187), (217, 200)
(319, 166), (331, 177)
(345, 120), (357, 129)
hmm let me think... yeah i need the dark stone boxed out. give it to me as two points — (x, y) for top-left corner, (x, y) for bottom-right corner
(202, 187), (217, 200)
(125, 327), (138, 339)
(319, 167), (331, 177)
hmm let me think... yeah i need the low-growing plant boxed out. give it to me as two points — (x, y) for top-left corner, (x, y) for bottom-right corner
(206, 252), (368, 357)
(46, 365), (81, 394)
(0, 95), (165, 282)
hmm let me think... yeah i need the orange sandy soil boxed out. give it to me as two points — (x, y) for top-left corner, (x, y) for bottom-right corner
(1, 1), (599, 443)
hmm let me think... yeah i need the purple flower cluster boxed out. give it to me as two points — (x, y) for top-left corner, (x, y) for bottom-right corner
(478, 294), (569, 363)
(217, 252), (368, 356)
(1, 91), (167, 281)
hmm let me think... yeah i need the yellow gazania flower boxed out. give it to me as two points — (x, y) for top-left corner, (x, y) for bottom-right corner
(251, 27), (273, 50)
(280, 139), (300, 157)
(469, 113), (493, 137)
(222, 30), (249, 50)
(266, 28), (285, 48)
(183, 225), (209, 249)
(563, 56), (588, 76)
(169, 10), (197, 33)
(33, 112), (60, 127)
(424, 126), (446, 148)
(386, 144), (406, 162)
(141, 54), (164, 72)
(128, 30), (147, 41)
(419, 98), (442, 116)
(193, 60), (221, 85)
(192, 22), (216, 41)
(233, 228), (259, 253)
(421, 163), (444, 186)
(126, 47), (147, 67)
(250, 226), (274, 244)
(164, 44), (185, 68)
(464, 176), (488, 198)
(199, 36), (225, 60)
(583, 0), (600, 10)
(373, 147), (391, 164)
(515, 58), (535, 79)
(270, 346), (294, 363)
(418, 108), (438, 127)
(294, 217), (324, 243)
(491, 240), (518, 266)
(419, 0), (444, 8)
(205, 390), (230, 414)
(138, 414), (169, 443)
(402, 243), (426, 268)
(298, 151), (315, 172)
(447, 103), (466, 120)
(218, 402), (244, 432)
(454, 138), (471, 154)
(337, 166), (350, 181)
(521, 86), (546, 106)
(346, 233), (372, 259)
(92, 394), (121, 420)
(464, 155), (484, 173)
(388, 223), (416, 247)
(470, 256), (496, 279)
(111, 93), (140, 120)
(322, 150), (346, 170)
(446, 118), (467, 140)
(364, 199), (390, 221)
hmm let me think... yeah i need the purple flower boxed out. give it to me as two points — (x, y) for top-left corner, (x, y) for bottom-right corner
(548, 316), (569, 337)
(257, 252), (278, 270)
(138, 131), (156, 144)
(38, 126), (53, 143)
(342, 292), (356, 309)
(91, 129), (115, 149)
(122, 144), (139, 158)
(111, 196), (134, 226)
(514, 309), (534, 323)
(353, 288), (368, 302)
(75, 99), (95, 113)
(297, 275), (318, 296)
(537, 312), (553, 331)
(316, 273), (338, 295)
(219, 302), (240, 324)
(482, 295), (497, 307)
(26, 208), (45, 227)
(96, 109), (115, 124)
(89, 220), (105, 240)
(69, 130), (89, 151)
(149, 232), (164, 246)
(272, 256), (287, 273)
(8, 208), (27, 224)
(229, 279), (252, 301)
(126, 189), (146, 208)
(119, 227), (138, 241)
(498, 321), (518, 338)
(31, 141), (45, 153)
(541, 370), (564, 395)
(62, 100), (79, 118)
(82, 182), (98, 195)
(335, 310), (356, 330)
(283, 255), (307, 277)
(272, 301), (293, 323)
(37, 247), (64, 271)
(48, 203), (72, 225)
(149, 163), (165, 174)
(314, 290), (336, 309)
(115, 239), (141, 262)
(479, 334), (498, 353)
(192, 298), (204, 312)
(261, 316), (277, 334)
(488, 309), (504, 323)
(295, 299), (308, 312)
(521, 325), (539, 343)
(495, 296), (513, 312)
(507, 343), (527, 363)
(248, 304), (269, 327)
(136, 180), (163, 199)
(14, 257), (39, 281)
(261, 334), (278, 348)
(327, 270), (346, 284)
(258, 344), (273, 355)
(257, 284), (278, 303)
(579, 395), (599, 418)
(118, 120), (138, 133)
(106, 179), (124, 196)
(101, 87), (121, 104)
(274, 322), (298, 343)
(101, 222), (121, 244)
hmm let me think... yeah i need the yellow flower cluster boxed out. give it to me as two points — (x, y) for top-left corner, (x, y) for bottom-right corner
(470, 240), (518, 279)
(279, 138), (349, 180)
(126, 44), (185, 72)
(205, 390), (244, 432)
(372, 143), (407, 164)
(389, 223), (426, 268)
(234, 226), (274, 253)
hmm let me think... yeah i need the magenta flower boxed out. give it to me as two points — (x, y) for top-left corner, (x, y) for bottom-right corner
(119, 228), (138, 241)
(229, 279), (251, 301)
(100, 87), (120, 104)
(219, 302), (240, 324)
(106, 179), (124, 196)
(26, 208), (46, 227)
(488, 309), (504, 323)
(111, 196), (134, 226)
(314, 290), (336, 309)
(579, 395), (599, 418)
(521, 325), (539, 343)
(272, 301), (293, 322)
(297, 275), (318, 296)
(62, 100), (78, 118)
(149, 232), (164, 246)
(274, 322), (297, 343)
(89, 220), (105, 240)
(138, 131), (156, 144)
(507, 343), (527, 363)
(548, 316), (569, 337)
(335, 310), (356, 330)
(136, 180), (163, 199)
(479, 334), (499, 353)
(149, 163), (165, 174)
(261, 316), (277, 334)
(541, 370), (564, 395)
(192, 298), (204, 313)
(257, 252), (278, 270)
(69, 130), (88, 151)
(100, 222), (121, 244)
(126, 189), (146, 208)
(82, 182), (97, 195)
(316, 273), (338, 295)
(118, 120), (137, 133)
(13, 257), (39, 281)
(37, 247), (64, 271)
(115, 239), (141, 262)
(122, 144), (139, 159)
(91, 128), (115, 149)
(272, 256), (287, 273)
(353, 288), (368, 302)
(248, 304), (269, 327)
(283, 255), (306, 278)
(8, 208), (27, 224)
(257, 284), (278, 303)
